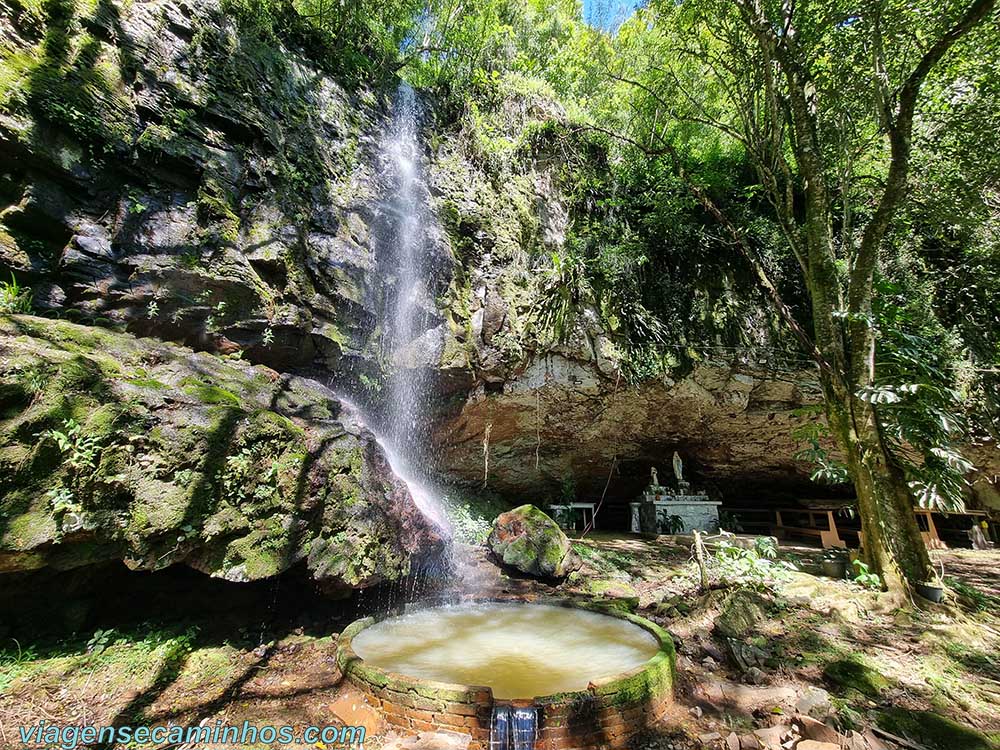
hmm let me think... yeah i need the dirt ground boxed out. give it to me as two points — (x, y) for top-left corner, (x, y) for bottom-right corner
(1, 535), (997, 750)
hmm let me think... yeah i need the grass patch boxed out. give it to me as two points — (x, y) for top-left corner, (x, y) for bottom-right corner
(0, 623), (199, 693)
(945, 576), (1000, 613)
(942, 641), (1000, 682)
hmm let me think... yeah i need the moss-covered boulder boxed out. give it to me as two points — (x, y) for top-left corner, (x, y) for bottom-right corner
(876, 708), (995, 750)
(822, 657), (891, 698)
(0, 315), (444, 589)
(487, 504), (582, 579)
(715, 589), (773, 639)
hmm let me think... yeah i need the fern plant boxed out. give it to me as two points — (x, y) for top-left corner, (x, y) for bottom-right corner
(42, 419), (101, 472)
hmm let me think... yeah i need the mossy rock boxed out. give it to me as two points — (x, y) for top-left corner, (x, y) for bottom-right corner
(822, 657), (891, 698)
(876, 708), (996, 750)
(0, 315), (442, 591)
(487, 504), (582, 580)
(715, 589), (772, 639)
(577, 577), (640, 611)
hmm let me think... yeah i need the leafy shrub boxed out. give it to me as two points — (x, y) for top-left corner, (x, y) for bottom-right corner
(851, 559), (882, 590)
(708, 533), (795, 589)
(447, 503), (493, 545)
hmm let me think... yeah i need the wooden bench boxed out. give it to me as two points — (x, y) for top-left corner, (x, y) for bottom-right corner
(724, 507), (848, 548)
(773, 509), (846, 549)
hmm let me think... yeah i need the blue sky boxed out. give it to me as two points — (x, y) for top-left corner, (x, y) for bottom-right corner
(582, 0), (643, 31)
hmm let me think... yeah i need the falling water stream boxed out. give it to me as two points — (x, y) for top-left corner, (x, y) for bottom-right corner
(375, 82), (450, 534)
(490, 706), (539, 750)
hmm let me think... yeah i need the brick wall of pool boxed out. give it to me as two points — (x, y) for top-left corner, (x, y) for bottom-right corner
(335, 601), (676, 750)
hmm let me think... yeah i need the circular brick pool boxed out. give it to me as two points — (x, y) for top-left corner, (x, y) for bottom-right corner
(336, 600), (675, 750)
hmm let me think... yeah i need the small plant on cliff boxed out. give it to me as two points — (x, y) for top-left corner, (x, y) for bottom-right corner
(14, 365), (47, 399)
(42, 419), (100, 473)
(46, 486), (77, 515)
(0, 273), (32, 313)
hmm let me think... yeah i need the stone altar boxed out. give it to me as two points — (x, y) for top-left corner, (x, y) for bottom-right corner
(630, 486), (721, 534)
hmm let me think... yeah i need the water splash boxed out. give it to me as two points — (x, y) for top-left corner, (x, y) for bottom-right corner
(335, 395), (450, 534)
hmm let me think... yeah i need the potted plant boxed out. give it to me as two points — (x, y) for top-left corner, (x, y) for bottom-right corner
(916, 575), (946, 603)
(821, 549), (849, 579)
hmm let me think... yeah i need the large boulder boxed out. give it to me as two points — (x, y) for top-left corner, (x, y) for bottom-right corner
(487, 504), (582, 579)
(0, 315), (444, 589)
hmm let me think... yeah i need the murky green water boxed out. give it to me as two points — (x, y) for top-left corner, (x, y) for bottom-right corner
(350, 602), (659, 699)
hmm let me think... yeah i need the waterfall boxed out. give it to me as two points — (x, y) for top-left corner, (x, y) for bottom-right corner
(490, 706), (538, 750)
(375, 82), (450, 534)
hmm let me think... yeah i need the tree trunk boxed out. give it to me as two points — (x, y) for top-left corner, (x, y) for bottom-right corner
(823, 384), (933, 591)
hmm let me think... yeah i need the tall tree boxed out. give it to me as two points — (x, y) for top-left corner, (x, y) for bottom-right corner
(605, 0), (997, 592)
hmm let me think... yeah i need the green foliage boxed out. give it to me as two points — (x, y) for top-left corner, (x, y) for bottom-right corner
(0, 623), (201, 694)
(851, 559), (882, 591)
(708, 534), (795, 590)
(792, 410), (851, 485)
(944, 576), (1000, 613)
(443, 489), (509, 545)
(558, 475), (576, 503)
(86, 628), (114, 656)
(447, 503), (493, 545)
(0, 639), (38, 692)
(662, 514), (684, 535)
(869, 280), (976, 510)
(221, 0), (424, 77)
(0, 273), (33, 313)
(220, 445), (283, 506)
(46, 485), (77, 515)
(42, 418), (100, 472)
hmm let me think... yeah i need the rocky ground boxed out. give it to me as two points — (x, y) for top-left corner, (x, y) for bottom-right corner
(1, 534), (997, 750)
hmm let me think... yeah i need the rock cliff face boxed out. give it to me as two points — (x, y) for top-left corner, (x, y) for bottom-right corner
(431, 353), (830, 502)
(0, 316), (443, 587)
(0, 0), (390, 375)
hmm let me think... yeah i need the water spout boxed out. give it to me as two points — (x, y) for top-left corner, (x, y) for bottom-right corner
(491, 706), (538, 750)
